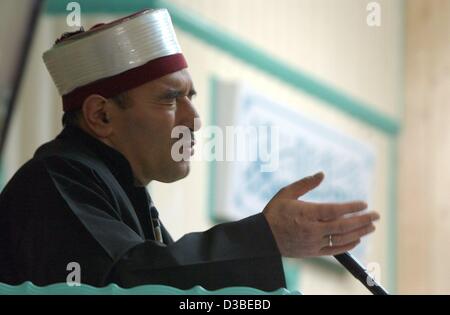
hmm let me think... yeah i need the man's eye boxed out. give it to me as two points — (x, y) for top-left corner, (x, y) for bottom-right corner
(188, 92), (197, 100)
(166, 100), (177, 107)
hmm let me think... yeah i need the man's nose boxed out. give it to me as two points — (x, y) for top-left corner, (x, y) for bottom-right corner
(180, 98), (202, 131)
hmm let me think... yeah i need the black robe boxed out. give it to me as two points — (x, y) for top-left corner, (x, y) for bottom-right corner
(0, 126), (286, 290)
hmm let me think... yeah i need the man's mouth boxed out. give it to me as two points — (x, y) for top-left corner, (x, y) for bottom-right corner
(188, 140), (195, 156)
(176, 140), (196, 157)
(172, 132), (196, 159)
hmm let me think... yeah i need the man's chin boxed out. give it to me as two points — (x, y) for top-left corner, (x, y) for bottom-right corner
(157, 161), (190, 183)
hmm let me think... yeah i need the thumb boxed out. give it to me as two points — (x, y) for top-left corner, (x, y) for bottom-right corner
(277, 172), (325, 199)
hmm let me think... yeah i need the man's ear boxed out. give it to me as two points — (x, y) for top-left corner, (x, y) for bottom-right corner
(80, 94), (113, 138)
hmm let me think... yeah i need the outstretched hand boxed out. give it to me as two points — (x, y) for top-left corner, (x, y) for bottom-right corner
(263, 172), (379, 258)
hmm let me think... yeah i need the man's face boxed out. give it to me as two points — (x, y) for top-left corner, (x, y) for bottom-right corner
(108, 69), (201, 185)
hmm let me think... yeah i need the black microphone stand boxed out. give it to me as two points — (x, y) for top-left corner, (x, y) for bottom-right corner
(334, 252), (389, 295)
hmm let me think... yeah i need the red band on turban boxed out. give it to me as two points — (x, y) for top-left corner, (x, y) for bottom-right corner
(62, 53), (187, 112)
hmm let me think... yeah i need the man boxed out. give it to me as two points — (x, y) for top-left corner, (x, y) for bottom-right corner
(0, 9), (379, 290)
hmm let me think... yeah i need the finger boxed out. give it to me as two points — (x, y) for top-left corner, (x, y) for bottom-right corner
(319, 240), (361, 256)
(277, 172), (325, 199)
(321, 224), (375, 248)
(322, 212), (380, 235)
(307, 201), (368, 221)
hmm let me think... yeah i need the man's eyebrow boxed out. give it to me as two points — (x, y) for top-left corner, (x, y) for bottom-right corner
(160, 89), (182, 99)
(160, 88), (197, 99)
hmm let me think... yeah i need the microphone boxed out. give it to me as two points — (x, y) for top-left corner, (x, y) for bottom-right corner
(334, 252), (389, 295)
